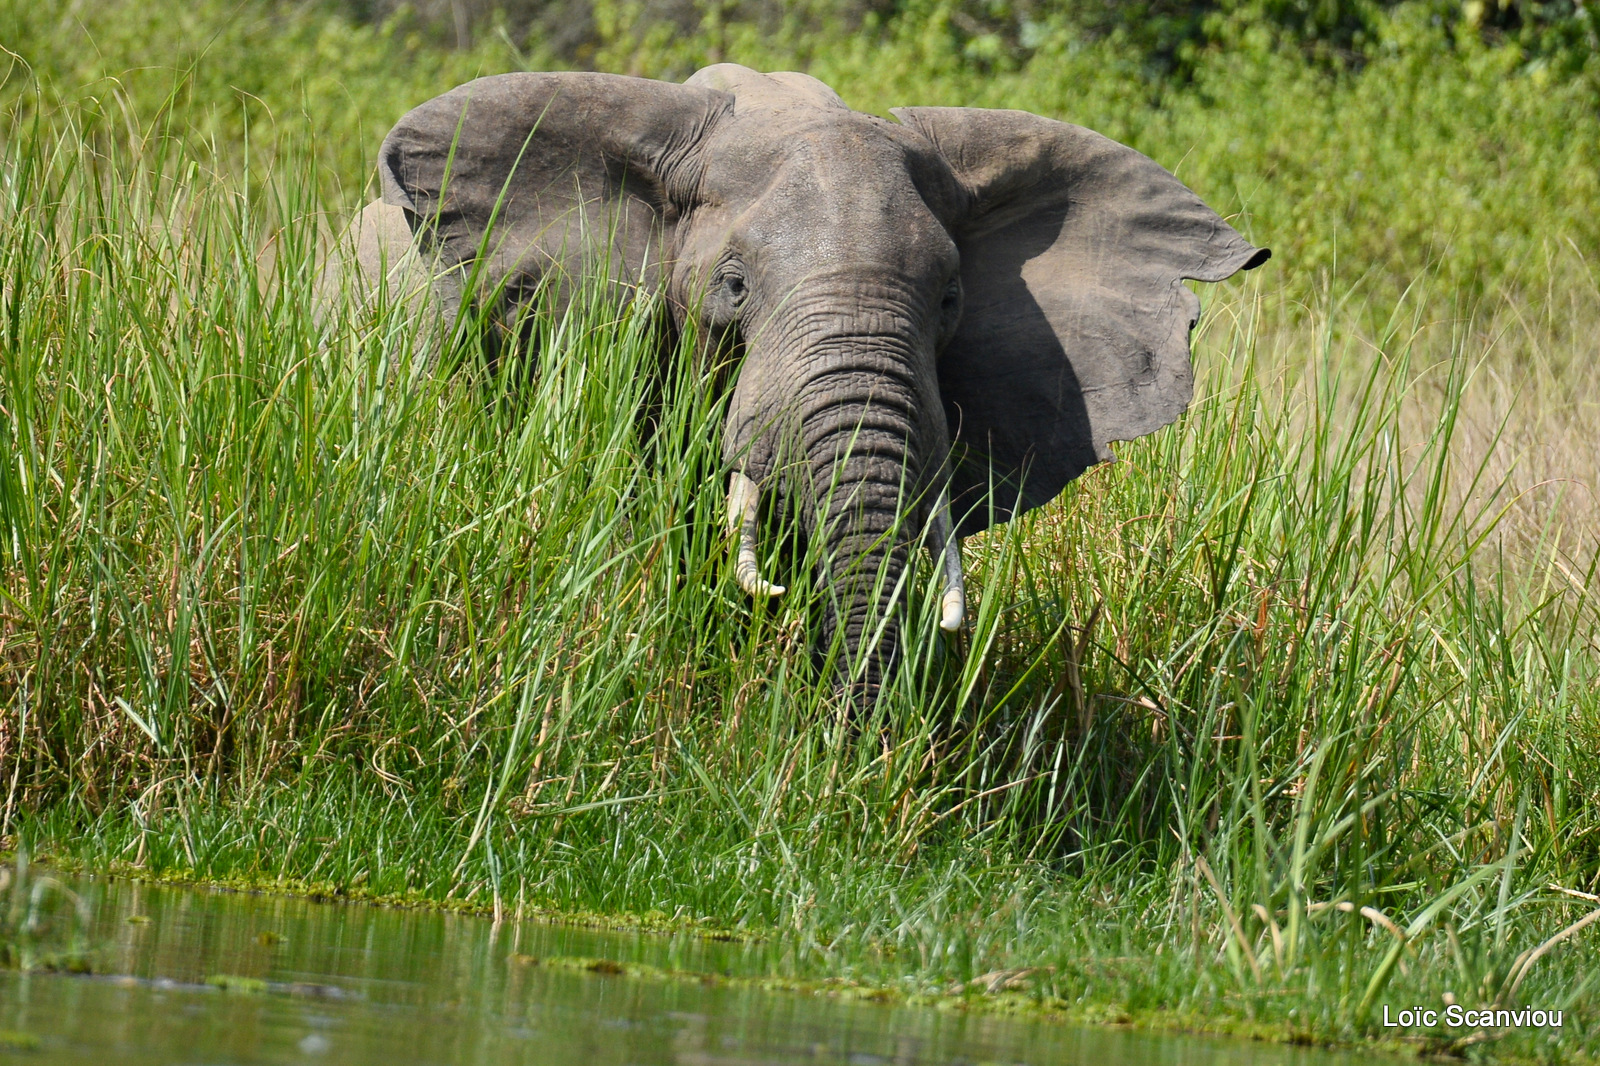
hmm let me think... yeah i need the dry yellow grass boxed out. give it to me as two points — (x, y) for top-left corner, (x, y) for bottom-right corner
(1246, 255), (1599, 600)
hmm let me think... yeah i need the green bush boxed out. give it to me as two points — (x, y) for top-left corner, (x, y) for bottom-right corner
(6, 0), (1597, 316)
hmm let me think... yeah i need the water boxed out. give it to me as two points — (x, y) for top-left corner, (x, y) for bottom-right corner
(0, 876), (1390, 1065)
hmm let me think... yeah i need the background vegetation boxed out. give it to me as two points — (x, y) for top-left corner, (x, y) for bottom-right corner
(2, 0), (1599, 1055)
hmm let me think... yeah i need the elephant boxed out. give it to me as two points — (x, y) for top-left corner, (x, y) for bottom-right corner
(349, 63), (1269, 697)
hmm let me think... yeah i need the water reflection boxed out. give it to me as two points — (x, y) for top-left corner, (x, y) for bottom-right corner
(0, 877), (1390, 1066)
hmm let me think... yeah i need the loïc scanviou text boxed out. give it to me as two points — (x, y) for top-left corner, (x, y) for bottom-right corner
(1382, 1006), (1563, 1029)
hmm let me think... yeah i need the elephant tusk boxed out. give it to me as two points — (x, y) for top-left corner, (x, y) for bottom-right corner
(727, 472), (786, 598)
(929, 488), (965, 632)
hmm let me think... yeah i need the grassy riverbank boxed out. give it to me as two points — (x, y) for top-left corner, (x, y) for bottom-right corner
(3, 0), (1599, 1056)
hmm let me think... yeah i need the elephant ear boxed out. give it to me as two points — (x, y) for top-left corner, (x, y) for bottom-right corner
(891, 107), (1269, 536)
(379, 73), (732, 315)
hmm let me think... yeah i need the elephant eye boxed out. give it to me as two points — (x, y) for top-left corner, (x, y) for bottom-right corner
(941, 279), (961, 314)
(721, 271), (748, 305)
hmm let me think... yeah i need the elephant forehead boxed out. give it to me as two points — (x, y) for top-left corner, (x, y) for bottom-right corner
(711, 161), (952, 277)
(685, 99), (957, 272)
(705, 111), (927, 206)
(685, 64), (848, 113)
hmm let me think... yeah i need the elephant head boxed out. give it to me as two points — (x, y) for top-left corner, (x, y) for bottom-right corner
(369, 64), (1269, 695)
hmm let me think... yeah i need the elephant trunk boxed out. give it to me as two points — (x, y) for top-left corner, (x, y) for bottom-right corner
(811, 429), (913, 699)
(792, 338), (928, 701)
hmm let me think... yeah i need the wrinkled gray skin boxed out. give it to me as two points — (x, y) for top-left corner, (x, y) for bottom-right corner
(358, 63), (1269, 697)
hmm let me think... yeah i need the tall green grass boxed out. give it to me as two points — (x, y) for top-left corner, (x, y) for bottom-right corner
(2, 19), (1599, 1055)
